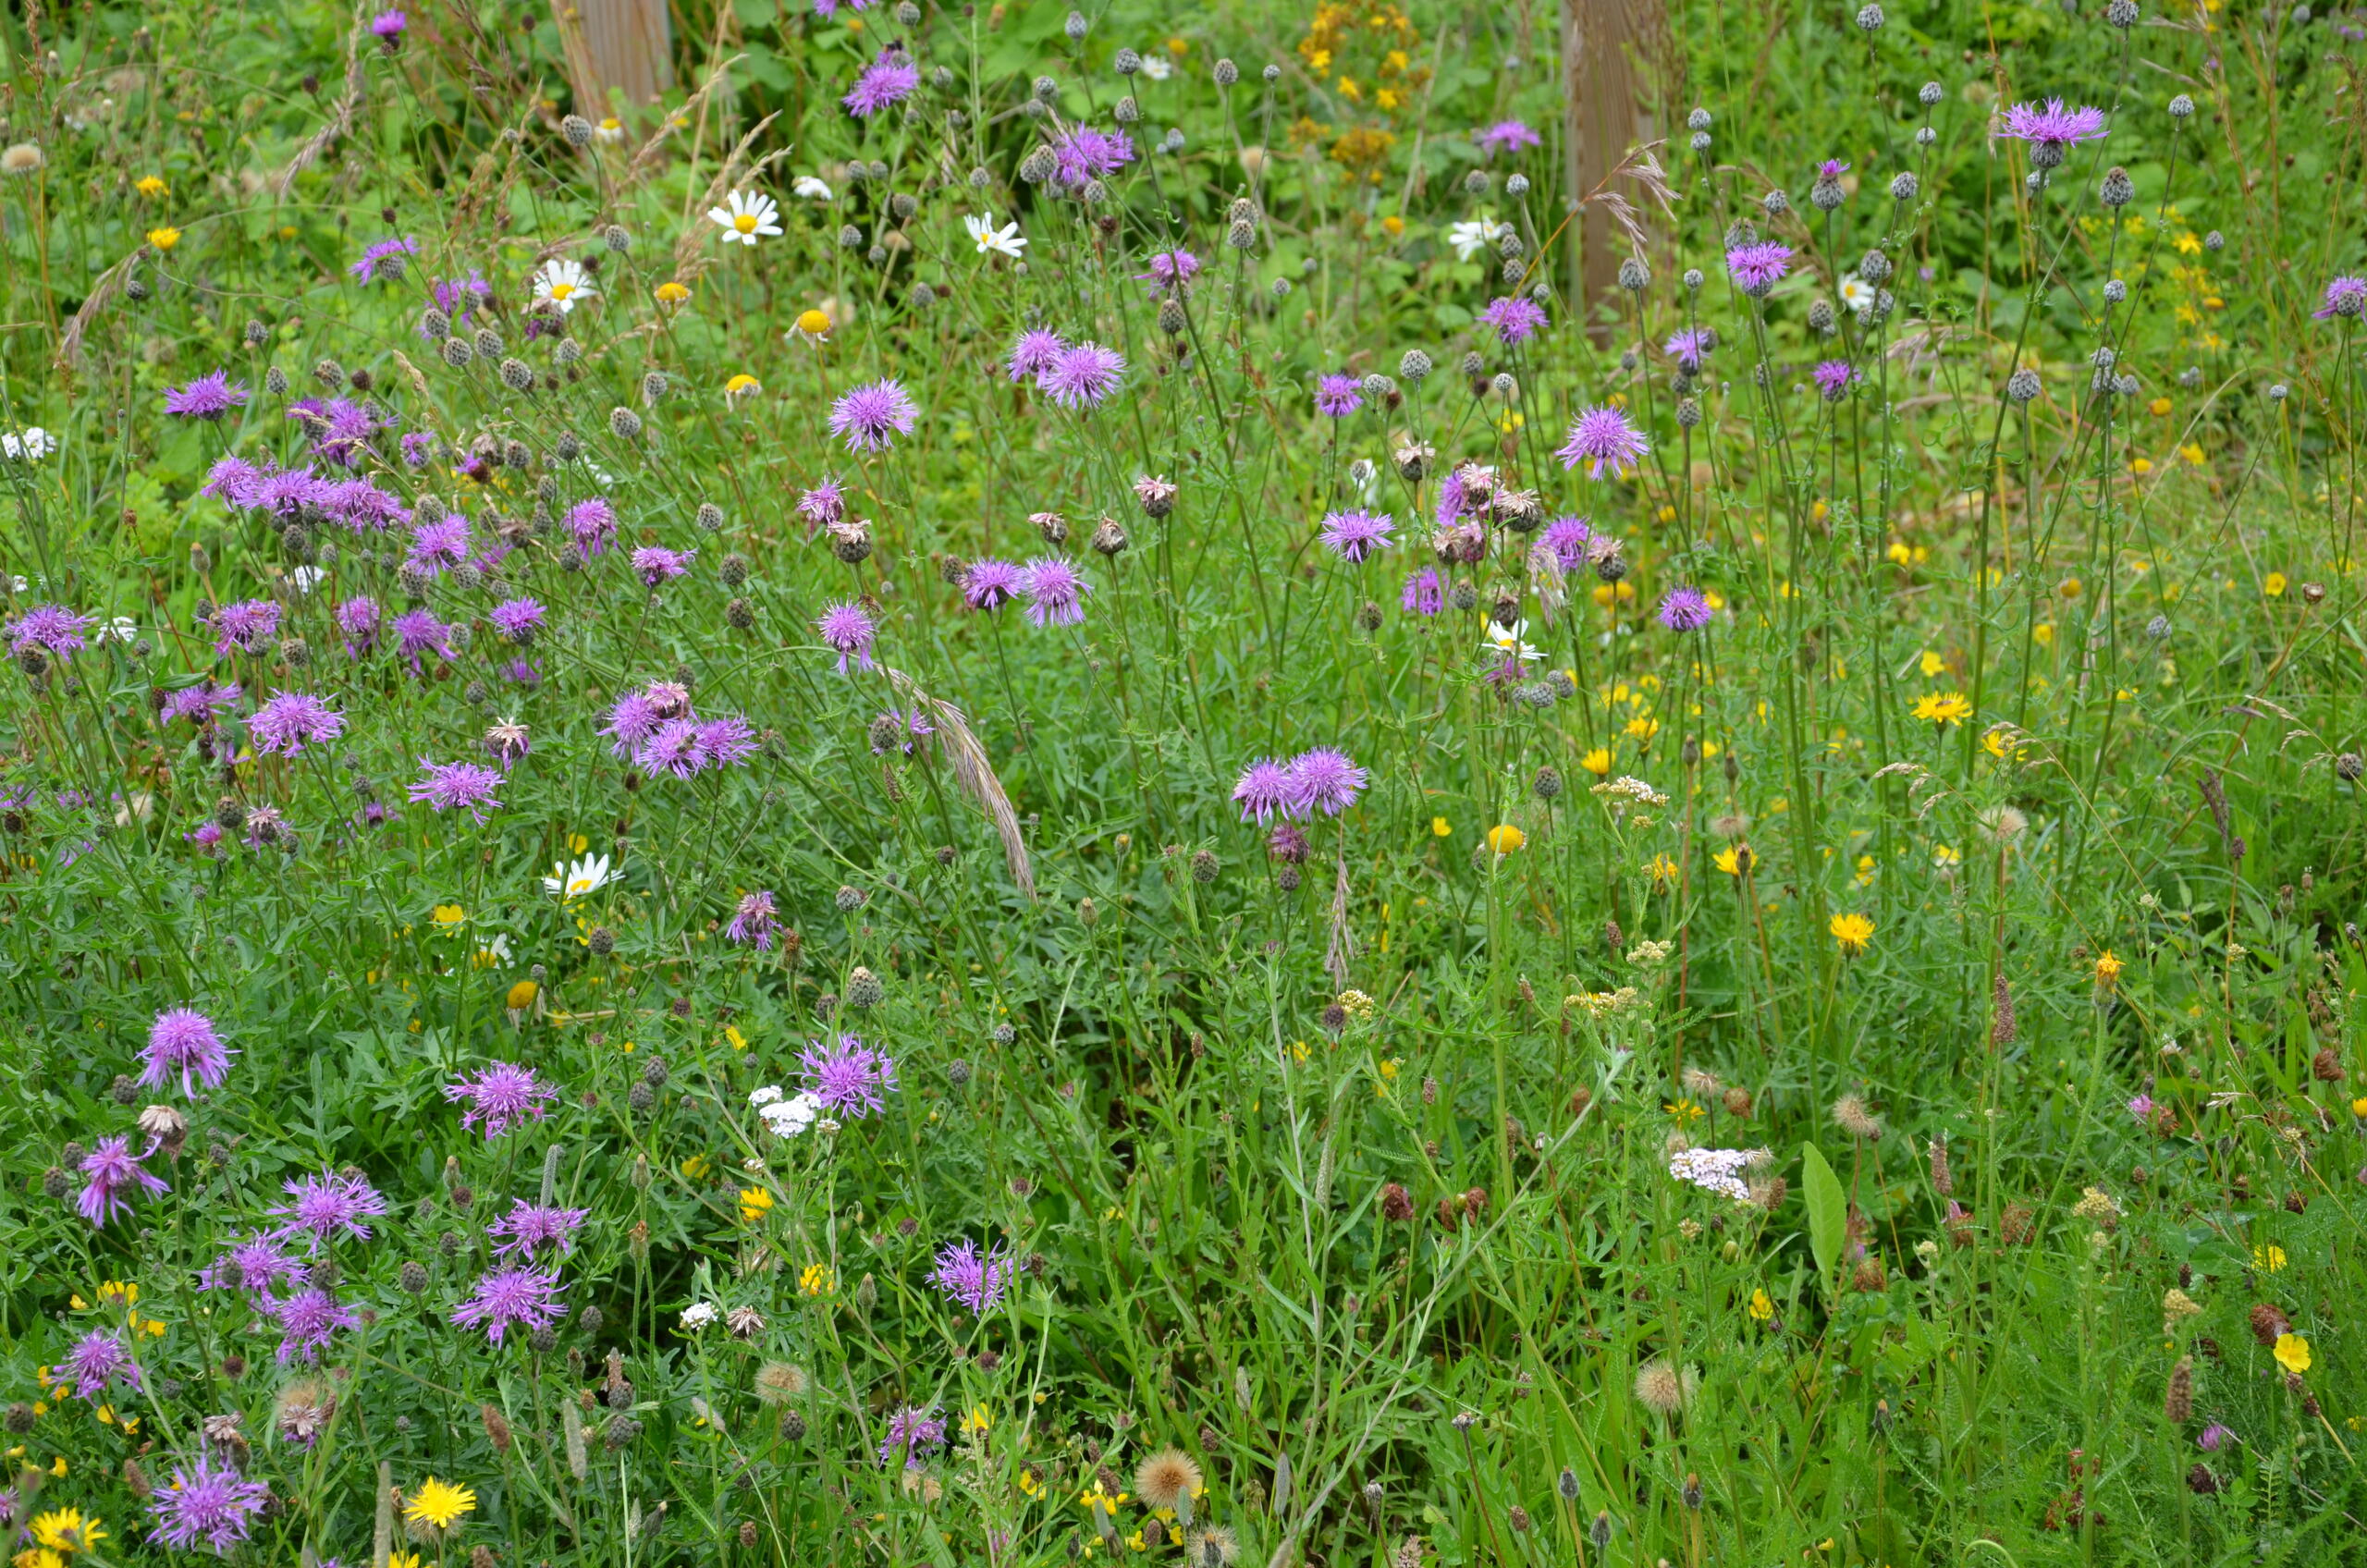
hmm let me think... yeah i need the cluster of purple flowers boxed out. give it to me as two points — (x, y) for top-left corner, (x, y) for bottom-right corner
(1046, 124), (1134, 190)
(599, 679), (759, 778)
(202, 457), (413, 533)
(1002, 328), (1127, 410)
(1231, 749), (1369, 824)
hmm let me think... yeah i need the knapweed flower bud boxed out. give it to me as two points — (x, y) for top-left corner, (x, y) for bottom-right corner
(1113, 94), (1140, 124)
(603, 223), (632, 252)
(2336, 752), (2364, 781)
(1018, 146), (1056, 184)
(2005, 367), (2042, 403)
(2099, 165), (2135, 207)
(889, 191), (919, 222)
(399, 1260), (430, 1294)
(1890, 171), (1919, 201)
(1463, 169), (1491, 196)
(845, 966), (885, 1009)
(472, 326), (504, 360)
(499, 358), (533, 392)
(1806, 298), (1836, 335)
(641, 370), (670, 404)
(1091, 517), (1130, 556)
(1689, 129), (1711, 153)
(1686, 106), (1711, 130)
(588, 925), (617, 955)
(609, 406), (643, 439)
(1919, 80), (1944, 105)
(1859, 248), (1893, 284)
(265, 364), (291, 394)
(561, 115), (595, 146)
(1212, 55), (1239, 85)
(1113, 46), (1141, 74)
(1063, 8), (1086, 36)
(1674, 396), (1702, 428)
(2106, 0), (2139, 25)
(896, 0), (920, 23)
(1617, 255), (1650, 291)
(1761, 188), (1789, 215)
(1506, 174), (1529, 196)
(1855, 2), (1883, 28)
(2205, 229), (2225, 251)
(838, 221), (865, 247)
(1158, 297), (1187, 335)
(2168, 92), (2194, 119)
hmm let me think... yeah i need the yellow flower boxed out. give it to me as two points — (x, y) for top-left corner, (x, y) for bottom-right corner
(431, 903), (466, 928)
(800, 1263), (837, 1296)
(680, 1154), (711, 1180)
(2032, 622), (2054, 647)
(1486, 824), (1526, 855)
(2179, 442), (2206, 465)
(1645, 852), (1678, 887)
(1079, 1484), (1130, 1517)
(2093, 950), (2123, 986)
(1919, 650), (1946, 678)
(1910, 691), (1973, 727)
(2253, 1243), (2287, 1273)
(2058, 576), (2083, 600)
(2273, 1332), (2311, 1375)
(1430, 815), (1451, 837)
(1018, 1467), (1047, 1500)
(2149, 396), (2172, 416)
(1580, 748), (1612, 777)
(390, 1551), (425, 1568)
(1829, 912), (1874, 957)
(404, 1478), (477, 1532)
(960, 1405), (992, 1435)
(1747, 1288), (1773, 1321)
(655, 280), (692, 305)
(506, 979), (539, 1011)
(1663, 1099), (1703, 1122)
(146, 227), (181, 251)
(1713, 847), (1743, 876)
(16, 1550), (65, 1568)
(2264, 571), (2287, 597)
(31, 1513), (104, 1554)
(737, 1186), (775, 1223)
(2129, 456), (2152, 474)
(793, 307), (833, 341)
(723, 373), (762, 406)
(133, 176), (167, 198)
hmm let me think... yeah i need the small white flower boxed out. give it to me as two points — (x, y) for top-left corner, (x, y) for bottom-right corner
(1137, 54), (1172, 80)
(759, 1091), (823, 1138)
(595, 116), (625, 143)
(1480, 618), (1540, 663)
(289, 566), (325, 595)
(4, 427), (55, 462)
(1839, 275), (1874, 312)
(749, 1084), (784, 1108)
(680, 1301), (721, 1330)
(792, 175), (833, 201)
(964, 210), (1027, 258)
(1446, 216), (1508, 263)
(104, 617), (138, 643)
(543, 852), (614, 900)
(707, 189), (783, 247)
(533, 258), (595, 314)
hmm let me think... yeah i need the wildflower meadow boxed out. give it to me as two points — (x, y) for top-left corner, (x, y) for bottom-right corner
(3, 0), (2366, 1560)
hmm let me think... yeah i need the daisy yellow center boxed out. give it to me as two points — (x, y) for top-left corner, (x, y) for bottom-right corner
(548, 282), (573, 300)
(567, 876), (596, 895)
(734, 213), (758, 233)
(796, 309), (831, 336)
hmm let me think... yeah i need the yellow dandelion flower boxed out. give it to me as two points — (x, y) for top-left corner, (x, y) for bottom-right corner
(31, 1513), (104, 1554)
(133, 176), (167, 198)
(1829, 912), (1874, 957)
(1579, 748), (1612, 777)
(146, 227), (181, 251)
(2264, 571), (2287, 597)
(1910, 691), (1973, 727)
(2092, 950), (2123, 986)
(404, 1478), (477, 1532)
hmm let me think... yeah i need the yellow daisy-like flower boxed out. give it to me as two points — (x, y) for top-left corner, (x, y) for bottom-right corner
(31, 1512), (104, 1554)
(1919, 649), (1946, 678)
(1830, 912), (1874, 957)
(1663, 1098), (1703, 1122)
(1712, 846), (1744, 876)
(737, 1186), (775, 1223)
(404, 1477), (477, 1532)
(2264, 571), (2288, 597)
(792, 307), (833, 342)
(2092, 950), (2124, 986)
(431, 903), (466, 928)
(146, 227), (181, 251)
(654, 280), (692, 305)
(1486, 824), (1526, 855)
(2273, 1332), (2311, 1376)
(1579, 748), (1612, 777)
(1910, 691), (1973, 727)
(133, 176), (167, 198)
(723, 373), (763, 406)
(1747, 1288), (1773, 1321)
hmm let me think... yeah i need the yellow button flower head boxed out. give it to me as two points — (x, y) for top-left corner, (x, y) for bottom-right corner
(134, 176), (167, 198)
(654, 280), (691, 305)
(2092, 949), (2123, 987)
(724, 373), (763, 407)
(2274, 1332), (2311, 1376)
(505, 979), (539, 1011)
(792, 307), (833, 342)
(147, 227), (181, 251)
(404, 1478), (476, 1532)
(1486, 824), (1526, 855)
(1829, 912), (1874, 957)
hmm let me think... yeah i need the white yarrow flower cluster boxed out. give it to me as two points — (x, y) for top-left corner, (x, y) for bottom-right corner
(3, 427), (55, 461)
(680, 1301), (720, 1330)
(750, 1084), (824, 1138)
(1667, 1146), (1765, 1203)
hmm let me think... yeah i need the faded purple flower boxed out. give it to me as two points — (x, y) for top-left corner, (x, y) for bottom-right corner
(2313, 276), (2367, 320)
(797, 479), (848, 530)
(407, 758), (503, 820)
(269, 1286), (359, 1364)
(60, 1330), (140, 1401)
(370, 8), (407, 35)
(1475, 119), (1541, 155)
(141, 1007), (233, 1096)
(407, 511), (472, 575)
(2198, 1423), (2233, 1452)
(1537, 516), (1594, 575)
(211, 599), (283, 657)
(1663, 327), (1711, 372)
(489, 597), (546, 644)
(1048, 125), (1134, 190)
(349, 235), (418, 284)
(160, 681), (241, 726)
(1997, 99), (2108, 158)
(7, 604), (96, 660)
(632, 545), (696, 586)
(1020, 556), (1088, 627)
(78, 1135), (168, 1227)
(879, 1405), (946, 1469)
(1139, 249), (1202, 294)
(567, 497), (619, 558)
(392, 607), (456, 668)
(727, 889), (780, 949)
(1401, 566), (1443, 617)
(1812, 360), (1856, 400)
(198, 1232), (304, 1299)
(1478, 295), (1549, 346)
(444, 1060), (558, 1139)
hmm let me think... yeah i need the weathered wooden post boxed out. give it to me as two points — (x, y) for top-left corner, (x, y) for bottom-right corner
(561, 0), (673, 116)
(1561, 0), (1659, 339)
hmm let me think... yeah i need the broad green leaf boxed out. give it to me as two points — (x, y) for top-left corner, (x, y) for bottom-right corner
(1800, 1141), (1846, 1283)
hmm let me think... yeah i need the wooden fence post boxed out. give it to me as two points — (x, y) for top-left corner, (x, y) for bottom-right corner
(1562, 0), (1660, 339)
(561, 0), (673, 117)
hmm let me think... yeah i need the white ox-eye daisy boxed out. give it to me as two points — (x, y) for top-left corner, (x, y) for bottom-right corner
(963, 210), (1027, 259)
(533, 257), (595, 314)
(708, 189), (783, 246)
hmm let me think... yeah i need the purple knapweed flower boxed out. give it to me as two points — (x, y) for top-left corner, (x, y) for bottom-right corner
(370, 7), (407, 36)
(149, 1456), (271, 1552)
(879, 1406), (946, 1469)
(399, 433), (436, 467)
(1006, 329), (1066, 384)
(1048, 125), (1134, 189)
(164, 370), (251, 421)
(797, 479), (848, 530)
(1725, 240), (1794, 297)
(198, 1232), (304, 1299)
(566, 497), (619, 558)
(1812, 360), (1856, 400)
(60, 1329), (141, 1401)
(407, 758), (504, 820)
(1314, 374), (1364, 419)
(488, 597), (546, 644)
(1478, 295), (1549, 346)
(1402, 566), (1443, 616)
(1537, 516), (1594, 575)
(1656, 586), (1712, 632)
(632, 545), (696, 586)
(249, 690), (345, 756)
(407, 512), (472, 575)
(829, 378), (919, 452)
(2198, 1423), (2233, 1452)
(201, 457), (267, 507)
(1475, 119), (1541, 155)
(1997, 98), (2108, 163)
(1232, 758), (1294, 825)
(451, 1266), (567, 1346)
(601, 693), (664, 756)
(269, 1286), (358, 1363)
(392, 608), (457, 669)
(141, 1007), (233, 1096)
(211, 599), (282, 657)
(928, 1238), (1010, 1316)
(336, 596), (381, 657)
(1287, 748), (1367, 817)
(6, 604), (96, 661)
(866, 707), (933, 755)
(1318, 508), (1395, 564)
(816, 601), (877, 672)
(843, 48), (920, 116)
(963, 558), (1024, 610)
(2313, 276), (2367, 320)
(349, 235), (418, 283)
(78, 1135), (168, 1227)
(727, 889), (781, 949)
(288, 397), (381, 468)
(446, 1060), (558, 1139)
(799, 1033), (898, 1118)
(320, 476), (411, 533)
(1039, 342), (1126, 409)
(1139, 249), (1202, 294)
(1019, 556), (1088, 627)
(160, 681), (241, 727)
(1663, 327), (1711, 372)
(1555, 405), (1652, 477)
(486, 1201), (590, 1261)
(269, 1169), (388, 1250)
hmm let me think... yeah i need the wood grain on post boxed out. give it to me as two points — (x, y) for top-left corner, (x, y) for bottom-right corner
(1561, 0), (1658, 339)
(562, 0), (674, 116)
